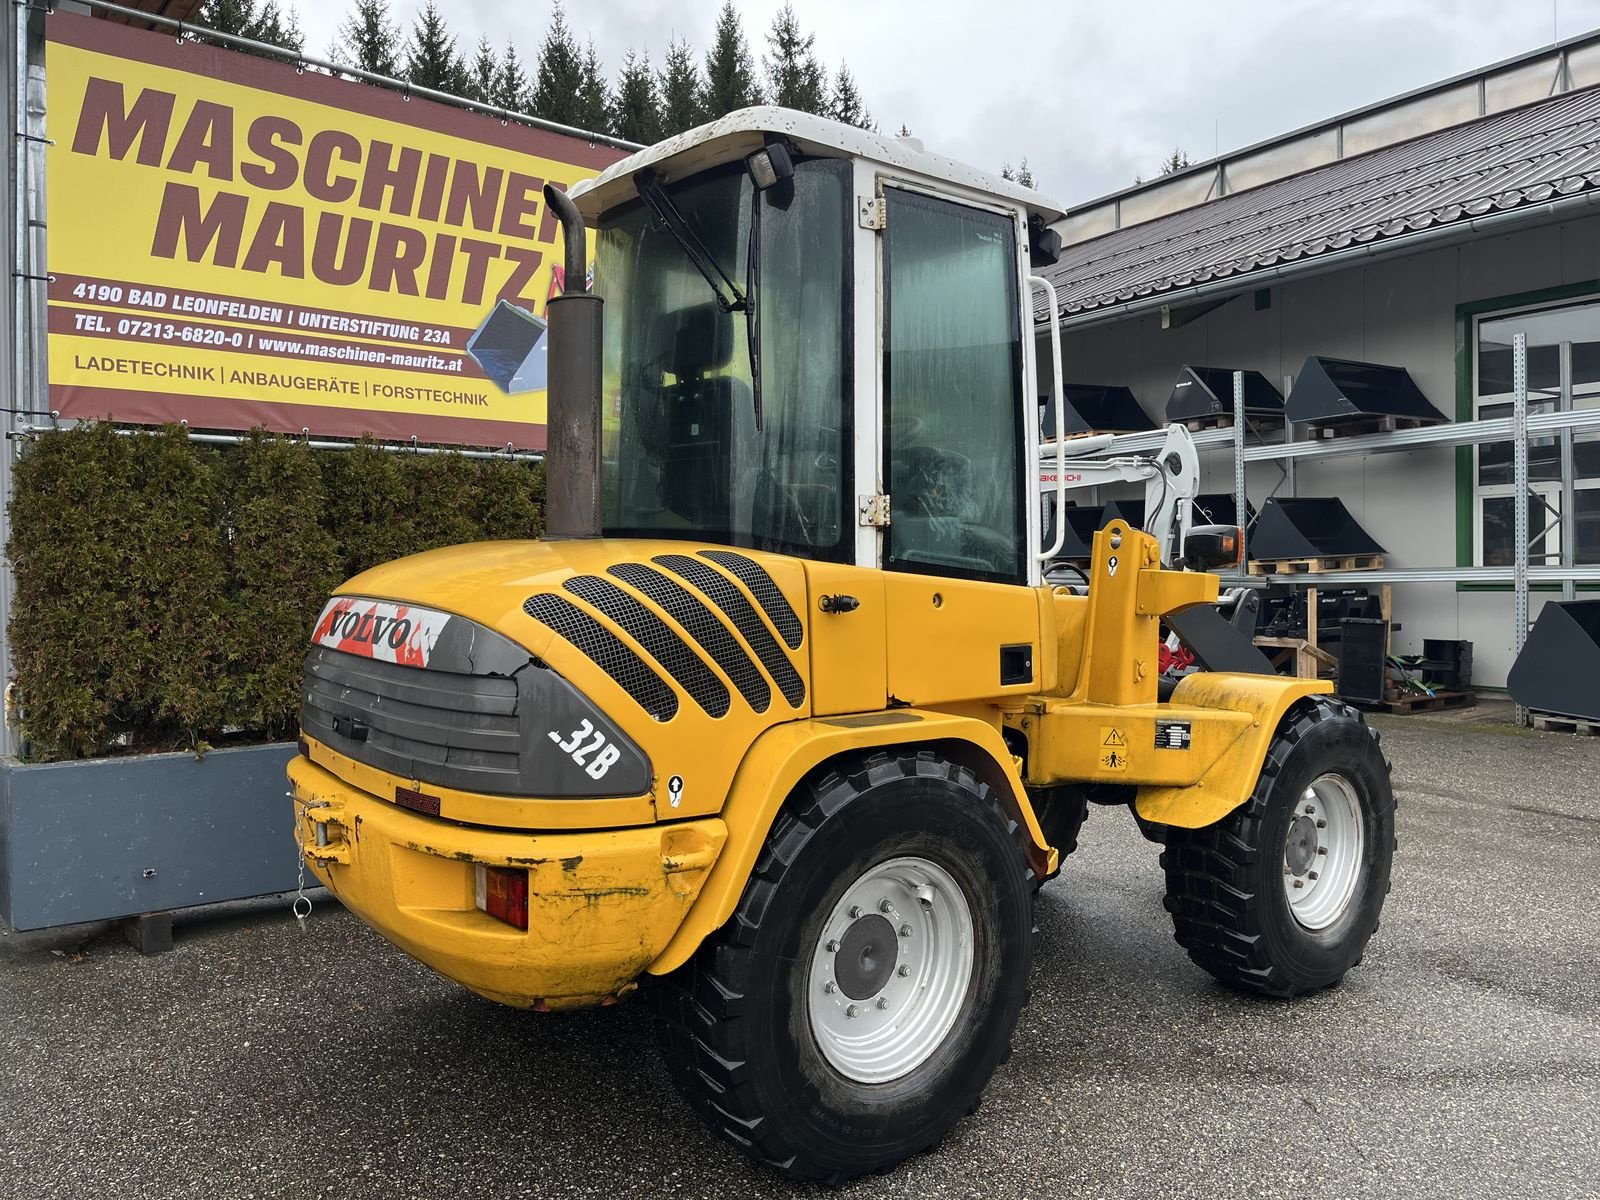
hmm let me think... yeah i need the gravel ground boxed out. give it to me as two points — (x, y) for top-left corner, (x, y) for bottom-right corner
(2, 715), (1597, 1199)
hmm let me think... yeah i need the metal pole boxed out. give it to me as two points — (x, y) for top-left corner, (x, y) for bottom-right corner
(1559, 340), (1577, 601)
(1233, 370), (1247, 565)
(1282, 373), (1296, 497)
(1513, 332), (1530, 728)
(78, 0), (640, 153)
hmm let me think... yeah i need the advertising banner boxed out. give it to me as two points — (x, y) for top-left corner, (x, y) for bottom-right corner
(44, 13), (627, 449)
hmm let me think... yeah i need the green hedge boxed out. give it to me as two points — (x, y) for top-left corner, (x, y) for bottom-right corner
(7, 425), (544, 760)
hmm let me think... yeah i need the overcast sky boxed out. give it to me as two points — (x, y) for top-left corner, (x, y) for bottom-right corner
(293, 0), (1600, 206)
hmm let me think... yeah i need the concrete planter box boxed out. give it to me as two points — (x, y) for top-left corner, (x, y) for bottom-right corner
(0, 742), (300, 931)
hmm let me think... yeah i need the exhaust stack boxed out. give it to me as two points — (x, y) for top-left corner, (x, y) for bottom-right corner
(541, 184), (604, 540)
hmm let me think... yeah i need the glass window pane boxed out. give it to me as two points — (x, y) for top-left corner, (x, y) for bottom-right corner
(596, 161), (851, 558)
(1578, 491), (1600, 565)
(884, 189), (1023, 581)
(1480, 300), (1600, 393)
(1481, 494), (1557, 566)
(1476, 401), (1562, 486)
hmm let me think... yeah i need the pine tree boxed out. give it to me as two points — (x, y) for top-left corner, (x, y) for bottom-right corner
(1016, 159), (1037, 188)
(494, 40), (533, 112)
(701, 2), (763, 119)
(763, 4), (827, 114)
(896, 123), (912, 138)
(404, 1), (467, 93)
(831, 62), (871, 129)
(532, 2), (585, 127)
(575, 40), (612, 134)
(1160, 147), (1191, 175)
(1000, 163), (1014, 181)
(658, 38), (704, 137)
(197, 0), (304, 54)
(613, 50), (661, 145)
(465, 35), (498, 104)
(336, 0), (399, 76)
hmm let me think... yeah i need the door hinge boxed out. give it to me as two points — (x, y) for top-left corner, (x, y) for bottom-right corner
(858, 494), (891, 527)
(857, 195), (886, 230)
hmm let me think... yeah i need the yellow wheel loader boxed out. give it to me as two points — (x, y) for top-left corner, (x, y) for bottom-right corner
(289, 108), (1395, 1184)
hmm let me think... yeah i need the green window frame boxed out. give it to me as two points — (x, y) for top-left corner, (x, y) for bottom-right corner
(1453, 278), (1600, 591)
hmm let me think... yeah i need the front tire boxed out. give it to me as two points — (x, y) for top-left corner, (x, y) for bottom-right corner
(1159, 698), (1395, 997)
(651, 751), (1033, 1183)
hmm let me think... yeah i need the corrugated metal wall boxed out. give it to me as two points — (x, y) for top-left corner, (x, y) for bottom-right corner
(1047, 214), (1600, 687)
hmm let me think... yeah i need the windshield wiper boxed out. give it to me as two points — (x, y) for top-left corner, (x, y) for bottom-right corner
(634, 169), (746, 314)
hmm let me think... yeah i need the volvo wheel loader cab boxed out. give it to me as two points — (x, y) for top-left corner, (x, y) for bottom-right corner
(290, 108), (1395, 1184)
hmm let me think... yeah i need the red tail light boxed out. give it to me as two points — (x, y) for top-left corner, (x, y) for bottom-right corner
(474, 865), (529, 931)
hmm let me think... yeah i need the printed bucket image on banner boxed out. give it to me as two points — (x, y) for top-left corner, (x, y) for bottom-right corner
(42, 11), (627, 450)
(467, 300), (549, 395)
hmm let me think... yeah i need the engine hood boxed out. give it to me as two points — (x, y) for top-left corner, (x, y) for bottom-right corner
(326, 538), (814, 823)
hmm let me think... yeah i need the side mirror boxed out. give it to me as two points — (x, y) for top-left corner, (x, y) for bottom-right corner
(1183, 524), (1243, 571)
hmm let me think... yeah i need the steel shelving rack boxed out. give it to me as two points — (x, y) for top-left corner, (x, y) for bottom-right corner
(1043, 337), (1594, 724)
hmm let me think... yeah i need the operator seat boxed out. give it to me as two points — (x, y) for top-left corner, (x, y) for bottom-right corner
(656, 303), (750, 530)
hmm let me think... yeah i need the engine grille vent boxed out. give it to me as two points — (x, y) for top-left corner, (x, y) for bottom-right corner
(562, 575), (731, 718)
(607, 562), (772, 713)
(654, 554), (806, 709)
(698, 550), (804, 649)
(522, 593), (678, 722)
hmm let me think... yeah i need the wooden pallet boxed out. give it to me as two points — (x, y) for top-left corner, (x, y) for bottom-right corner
(1248, 554), (1385, 575)
(1530, 711), (1600, 736)
(1302, 413), (1446, 439)
(1183, 412), (1287, 433)
(1357, 689), (1476, 714)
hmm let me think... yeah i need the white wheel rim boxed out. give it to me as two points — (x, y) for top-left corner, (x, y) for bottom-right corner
(806, 856), (975, 1084)
(1283, 773), (1365, 931)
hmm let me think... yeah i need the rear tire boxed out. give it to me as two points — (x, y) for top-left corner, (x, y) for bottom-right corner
(1159, 698), (1395, 997)
(651, 750), (1033, 1183)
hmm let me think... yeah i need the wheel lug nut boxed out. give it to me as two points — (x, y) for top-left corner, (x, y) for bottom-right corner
(876, 998), (889, 1010)
(1317, 846), (1327, 856)
(899, 924), (912, 938)
(848, 905), (862, 919)
(826, 940), (840, 953)
(1305, 805), (1316, 815)
(823, 981), (836, 994)
(845, 1004), (858, 1018)
(897, 964), (911, 977)
(1292, 879), (1304, 889)
(1316, 819), (1327, 829)
(879, 898), (893, 914)
(1308, 871), (1319, 881)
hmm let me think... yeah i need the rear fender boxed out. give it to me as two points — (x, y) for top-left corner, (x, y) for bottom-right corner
(1134, 674), (1330, 829)
(647, 710), (1054, 976)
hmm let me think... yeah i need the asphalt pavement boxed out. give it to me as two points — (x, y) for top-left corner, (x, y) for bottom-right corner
(2, 714), (1597, 1199)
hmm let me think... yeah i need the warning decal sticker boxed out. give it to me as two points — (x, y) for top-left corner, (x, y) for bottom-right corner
(1099, 726), (1129, 772)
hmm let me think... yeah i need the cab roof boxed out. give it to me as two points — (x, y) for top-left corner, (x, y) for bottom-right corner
(568, 106), (1065, 226)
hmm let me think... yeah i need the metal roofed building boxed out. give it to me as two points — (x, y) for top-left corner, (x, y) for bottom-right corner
(1034, 30), (1600, 690)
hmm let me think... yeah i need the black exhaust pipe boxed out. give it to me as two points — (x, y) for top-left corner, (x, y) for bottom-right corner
(541, 183), (604, 540)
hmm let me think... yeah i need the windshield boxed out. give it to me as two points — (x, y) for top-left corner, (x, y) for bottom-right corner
(597, 159), (851, 558)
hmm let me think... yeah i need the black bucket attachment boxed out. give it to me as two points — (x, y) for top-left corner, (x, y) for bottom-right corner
(1191, 492), (1256, 528)
(1102, 498), (1145, 530)
(1044, 503), (1105, 560)
(1042, 385), (1157, 438)
(1507, 600), (1600, 720)
(1166, 366), (1284, 422)
(1286, 356), (1447, 425)
(1249, 497), (1386, 560)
